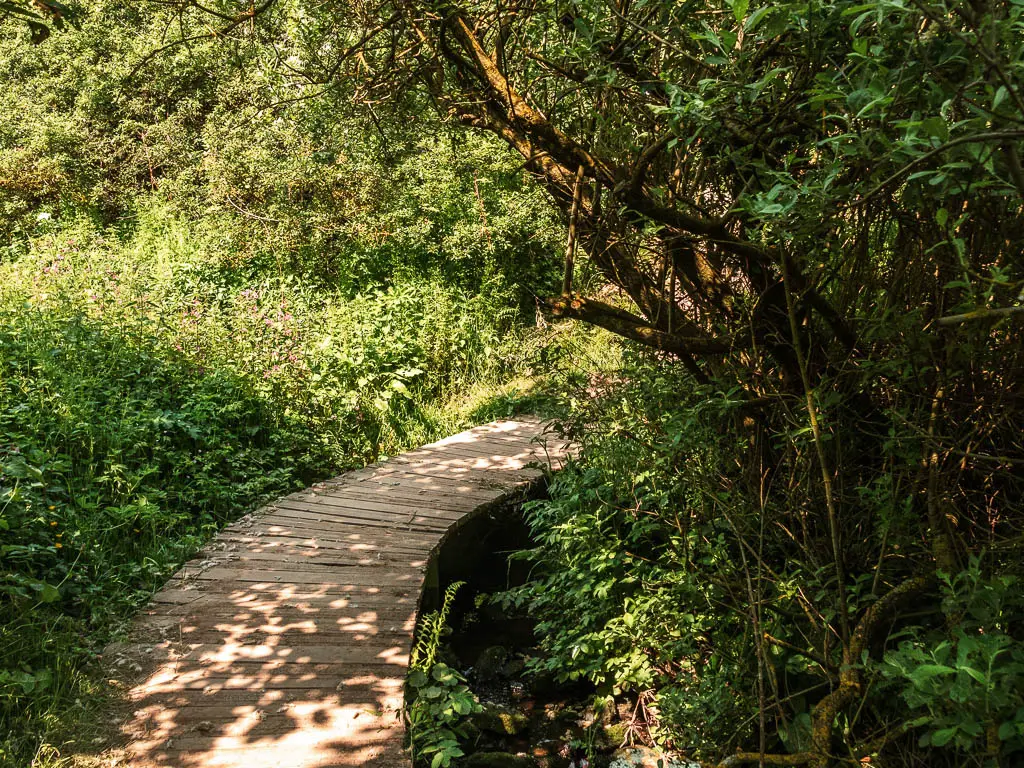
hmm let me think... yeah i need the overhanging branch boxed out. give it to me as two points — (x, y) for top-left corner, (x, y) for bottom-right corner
(547, 295), (734, 356)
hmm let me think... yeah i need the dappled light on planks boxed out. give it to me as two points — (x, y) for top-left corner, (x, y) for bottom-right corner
(106, 418), (571, 767)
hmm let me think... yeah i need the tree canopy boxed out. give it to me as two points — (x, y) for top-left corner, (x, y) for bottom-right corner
(128, 0), (1024, 371)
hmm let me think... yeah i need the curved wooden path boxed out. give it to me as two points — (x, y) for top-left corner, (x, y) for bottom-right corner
(106, 418), (570, 768)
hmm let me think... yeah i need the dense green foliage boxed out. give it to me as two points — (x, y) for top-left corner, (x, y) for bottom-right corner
(3, 0), (1024, 766)
(0, 202), (569, 765)
(507, 356), (1024, 765)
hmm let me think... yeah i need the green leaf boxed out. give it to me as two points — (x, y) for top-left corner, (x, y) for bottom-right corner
(37, 582), (60, 603)
(993, 86), (1008, 111)
(921, 117), (949, 142)
(909, 664), (955, 684)
(931, 727), (958, 747)
(732, 0), (749, 22)
(961, 666), (987, 684)
(743, 6), (772, 31)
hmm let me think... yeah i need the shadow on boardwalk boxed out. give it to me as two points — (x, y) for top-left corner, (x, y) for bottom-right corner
(101, 418), (570, 768)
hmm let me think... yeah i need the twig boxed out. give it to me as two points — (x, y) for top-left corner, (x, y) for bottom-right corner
(224, 194), (282, 224)
(781, 258), (850, 650)
(562, 164), (585, 295)
(763, 632), (836, 674)
(127, 0), (278, 80)
(934, 305), (1024, 326)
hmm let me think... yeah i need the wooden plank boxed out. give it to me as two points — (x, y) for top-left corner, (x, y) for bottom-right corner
(124, 698), (405, 732)
(267, 502), (455, 533)
(125, 735), (407, 768)
(171, 566), (425, 588)
(127, 664), (407, 693)
(152, 599), (417, 619)
(136, 618), (415, 638)
(232, 512), (444, 540)
(280, 492), (470, 520)
(298, 484), (500, 511)
(394, 437), (551, 459)
(108, 642), (410, 666)
(223, 521), (441, 547)
(151, 593), (419, 611)
(137, 607), (416, 629)
(253, 508), (450, 538)
(180, 550), (428, 570)
(127, 682), (403, 708)
(149, 583), (420, 603)
(348, 460), (540, 483)
(214, 533), (433, 556)
(362, 461), (543, 485)
(125, 711), (404, 746)
(379, 441), (544, 461)
(371, 472), (542, 496)
(127, 629), (413, 650)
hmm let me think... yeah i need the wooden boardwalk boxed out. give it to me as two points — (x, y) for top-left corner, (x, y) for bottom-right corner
(107, 418), (570, 768)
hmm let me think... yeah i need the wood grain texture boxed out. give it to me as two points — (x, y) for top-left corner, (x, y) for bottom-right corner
(106, 418), (570, 768)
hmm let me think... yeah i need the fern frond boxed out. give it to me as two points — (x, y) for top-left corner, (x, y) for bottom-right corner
(410, 580), (464, 671)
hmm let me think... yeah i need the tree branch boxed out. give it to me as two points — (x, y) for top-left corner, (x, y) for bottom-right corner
(547, 295), (734, 355)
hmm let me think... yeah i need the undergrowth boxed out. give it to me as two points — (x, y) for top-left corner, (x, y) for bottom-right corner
(500, 352), (1024, 767)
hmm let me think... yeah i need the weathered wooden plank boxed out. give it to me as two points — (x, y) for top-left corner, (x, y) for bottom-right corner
(127, 664), (407, 693)
(266, 501), (456, 532)
(152, 602), (417, 621)
(224, 521), (441, 547)
(279, 492), (471, 520)
(364, 461), (544, 485)
(378, 441), (544, 462)
(141, 620), (416, 640)
(171, 566), (424, 588)
(108, 641), (410, 666)
(214, 533), (433, 556)
(126, 681), (403, 708)
(124, 735), (407, 768)
(293, 488), (476, 513)
(351, 462), (540, 488)
(136, 608), (416, 631)
(178, 550), (428, 570)
(297, 488), (483, 512)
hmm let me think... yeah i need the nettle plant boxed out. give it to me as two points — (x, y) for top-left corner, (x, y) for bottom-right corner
(406, 581), (480, 768)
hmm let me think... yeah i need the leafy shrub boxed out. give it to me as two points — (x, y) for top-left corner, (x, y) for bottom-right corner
(503, 352), (1024, 765)
(880, 561), (1024, 758)
(501, 364), (758, 756)
(407, 582), (480, 768)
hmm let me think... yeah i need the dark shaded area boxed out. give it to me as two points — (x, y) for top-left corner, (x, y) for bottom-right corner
(428, 501), (620, 768)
